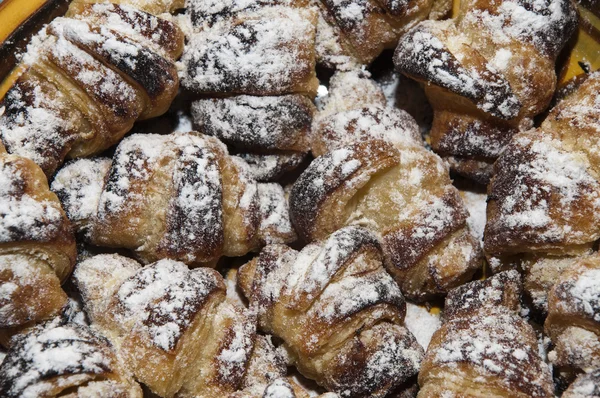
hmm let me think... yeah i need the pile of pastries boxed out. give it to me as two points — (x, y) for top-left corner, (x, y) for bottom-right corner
(0, 0), (599, 396)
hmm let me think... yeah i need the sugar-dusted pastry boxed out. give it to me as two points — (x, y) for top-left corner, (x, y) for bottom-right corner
(180, 6), (318, 96)
(238, 226), (424, 397)
(0, 316), (142, 398)
(290, 140), (481, 300)
(0, 152), (76, 330)
(73, 254), (256, 397)
(191, 94), (315, 182)
(315, 69), (387, 120)
(236, 152), (309, 182)
(394, 0), (578, 184)
(311, 105), (421, 157)
(311, 68), (422, 156)
(545, 255), (600, 375)
(191, 95), (314, 153)
(51, 132), (295, 266)
(419, 271), (555, 397)
(485, 72), (600, 276)
(0, 1), (184, 176)
(563, 369), (600, 398)
(311, 0), (433, 66)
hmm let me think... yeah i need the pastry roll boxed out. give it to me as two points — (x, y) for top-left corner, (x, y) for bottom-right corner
(485, 72), (600, 271)
(73, 254), (256, 397)
(180, 7), (319, 96)
(419, 271), (555, 397)
(394, 0), (578, 183)
(290, 140), (481, 300)
(191, 94), (314, 182)
(0, 1), (184, 175)
(238, 226), (424, 397)
(0, 153), (76, 330)
(0, 317), (142, 397)
(545, 255), (600, 374)
(51, 132), (295, 265)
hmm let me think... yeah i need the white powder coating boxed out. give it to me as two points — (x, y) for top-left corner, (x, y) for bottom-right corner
(162, 133), (223, 260)
(560, 268), (600, 322)
(0, 159), (63, 243)
(215, 303), (255, 383)
(404, 303), (441, 349)
(465, 0), (573, 54)
(316, 69), (386, 119)
(0, 81), (74, 171)
(180, 7), (316, 94)
(51, 158), (111, 226)
(262, 378), (296, 398)
(59, 18), (142, 72)
(314, 105), (422, 155)
(237, 151), (306, 182)
(489, 133), (600, 244)
(433, 308), (552, 397)
(0, 255), (47, 327)
(461, 190), (487, 244)
(257, 183), (295, 244)
(0, 322), (115, 398)
(49, 19), (138, 106)
(116, 259), (222, 351)
(97, 133), (169, 215)
(191, 94), (312, 151)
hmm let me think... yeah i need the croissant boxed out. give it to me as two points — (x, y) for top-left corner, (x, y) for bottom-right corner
(309, 0), (434, 67)
(563, 368), (600, 398)
(545, 255), (600, 376)
(0, 152), (76, 331)
(237, 226), (424, 397)
(485, 71), (600, 312)
(394, 0), (578, 184)
(180, 6), (318, 96)
(289, 140), (481, 300)
(0, 0), (184, 176)
(191, 94), (315, 182)
(419, 271), (555, 397)
(51, 131), (295, 265)
(73, 254), (258, 397)
(0, 316), (142, 397)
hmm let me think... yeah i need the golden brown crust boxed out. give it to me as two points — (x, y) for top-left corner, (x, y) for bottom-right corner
(419, 273), (554, 397)
(181, 7), (319, 96)
(74, 254), (256, 397)
(485, 72), (600, 259)
(53, 132), (294, 266)
(394, 0), (578, 183)
(0, 2), (183, 175)
(0, 317), (142, 398)
(238, 226), (424, 397)
(290, 140), (481, 300)
(0, 153), (76, 329)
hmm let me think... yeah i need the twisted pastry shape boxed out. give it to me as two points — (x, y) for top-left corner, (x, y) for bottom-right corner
(51, 132), (295, 265)
(290, 140), (481, 300)
(485, 72), (600, 311)
(238, 226), (424, 397)
(394, 0), (577, 183)
(0, 0), (184, 175)
(0, 315), (142, 398)
(0, 150), (76, 331)
(419, 271), (555, 397)
(74, 254), (258, 398)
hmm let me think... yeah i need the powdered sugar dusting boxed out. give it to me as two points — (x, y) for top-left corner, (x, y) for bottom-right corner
(116, 259), (222, 351)
(0, 157), (64, 243)
(404, 303), (440, 349)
